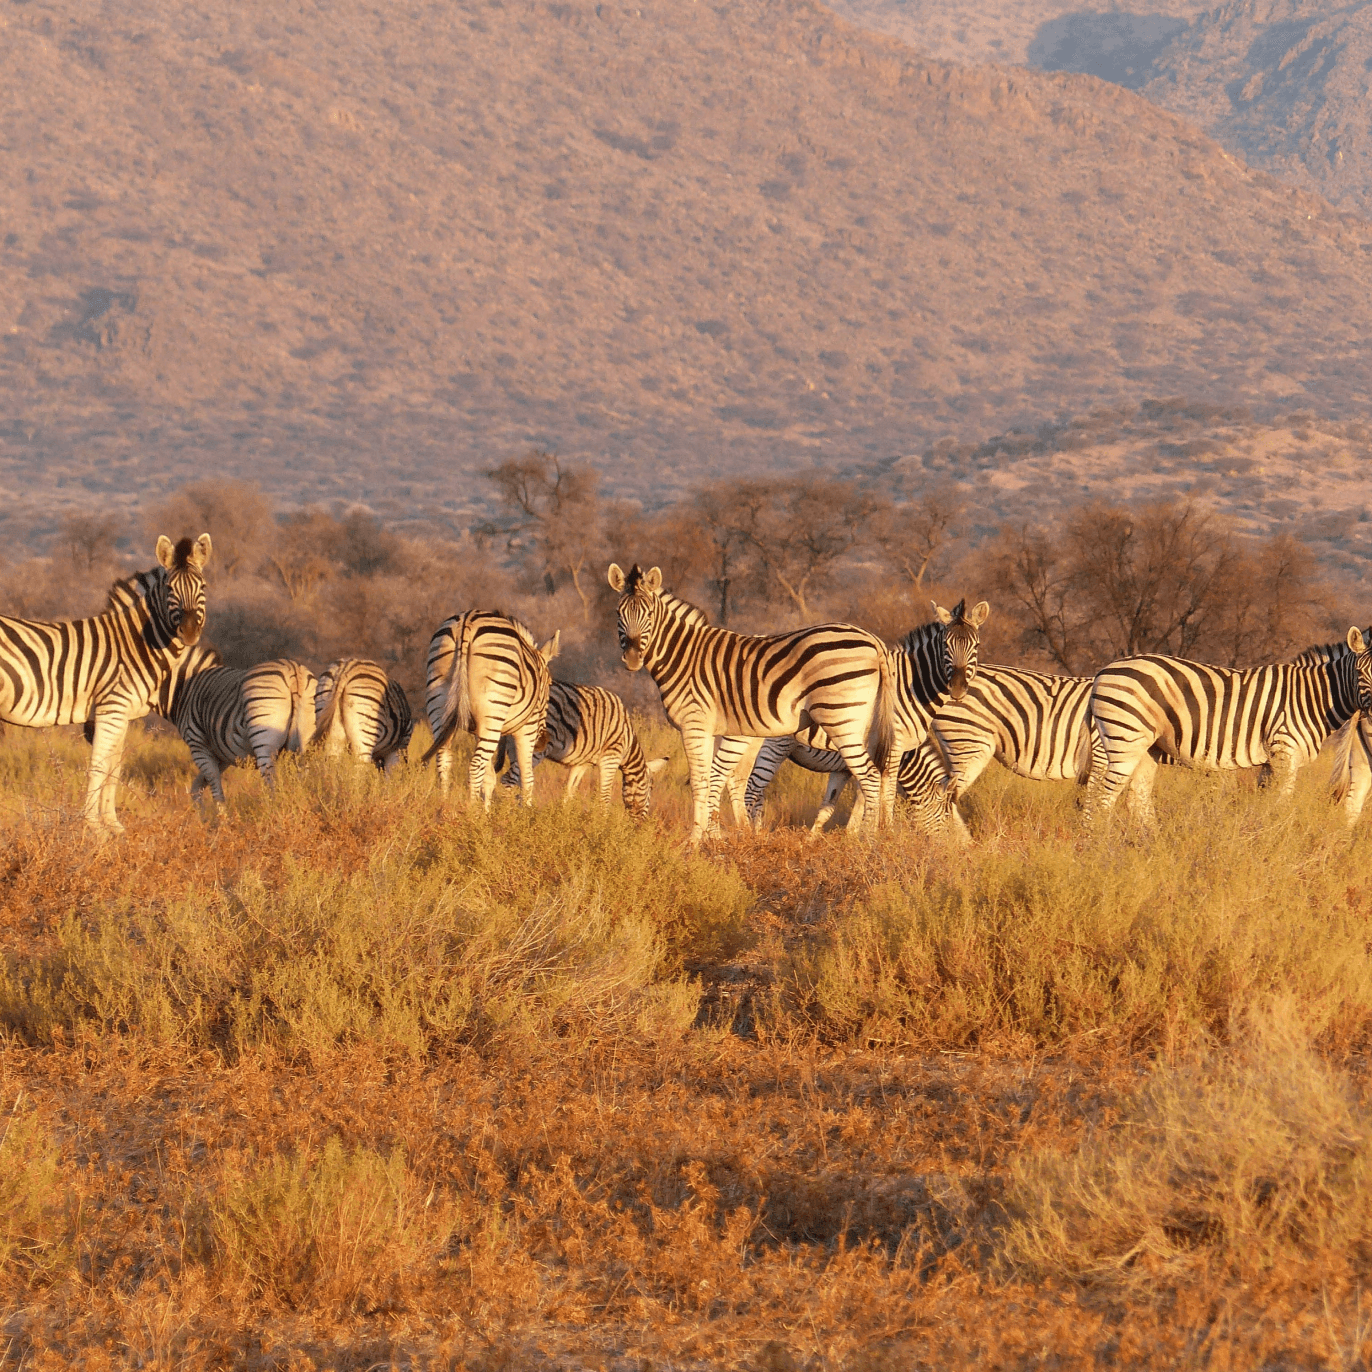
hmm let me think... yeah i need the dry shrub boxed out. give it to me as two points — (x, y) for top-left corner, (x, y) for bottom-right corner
(783, 767), (1372, 1052)
(0, 1095), (68, 1281)
(999, 1003), (1372, 1284)
(212, 1135), (455, 1311)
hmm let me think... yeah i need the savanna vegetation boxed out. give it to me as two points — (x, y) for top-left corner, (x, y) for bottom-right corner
(1, 474), (1370, 1367)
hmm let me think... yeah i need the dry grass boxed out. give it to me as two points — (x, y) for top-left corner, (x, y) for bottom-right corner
(0, 721), (1370, 1367)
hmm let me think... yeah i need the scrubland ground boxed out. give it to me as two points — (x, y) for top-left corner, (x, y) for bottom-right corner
(1, 723), (1371, 1369)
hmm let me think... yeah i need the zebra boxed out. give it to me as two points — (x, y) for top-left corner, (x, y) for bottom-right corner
(314, 658), (412, 772)
(1084, 629), (1372, 828)
(1294, 628), (1372, 825)
(0, 534), (212, 832)
(890, 664), (1101, 841)
(423, 611), (560, 806)
(172, 658), (318, 803)
(739, 599), (990, 834)
(495, 680), (670, 817)
(607, 562), (897, 844)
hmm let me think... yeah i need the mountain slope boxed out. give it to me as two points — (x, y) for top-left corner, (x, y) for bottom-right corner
(1144, 1), (1372, 219)
(1, 0), (1371, 543)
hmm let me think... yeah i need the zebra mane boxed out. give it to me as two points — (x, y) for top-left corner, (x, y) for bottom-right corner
(507, 616), (539, 650)
(105, 573), (148, 611)
(658, 589), (710, 627)
(896, 615), (946, 656)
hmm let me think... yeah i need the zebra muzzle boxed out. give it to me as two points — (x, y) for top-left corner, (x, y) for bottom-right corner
(622, 647), (643, 671)
(949, 669), (968, 700)
(177, 612), (204, 646)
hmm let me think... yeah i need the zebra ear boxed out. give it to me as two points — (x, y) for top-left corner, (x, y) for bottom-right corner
(189, 533), (212, 570)
(644, 566), (663, 593)
(1348, 626), (1367, 655)
(931, 601), (953, 625)
(156, 535), (176, 570)
(968, 601), (991, 628)
(607, 563), (627, 592)
(647, 756), (670, 776)
(540, 629), (561, 662)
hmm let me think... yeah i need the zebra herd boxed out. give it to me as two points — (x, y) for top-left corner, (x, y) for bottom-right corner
(0, 537), (1370, 840)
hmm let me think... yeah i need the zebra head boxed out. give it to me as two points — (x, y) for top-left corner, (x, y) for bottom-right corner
(931, 598), (991, 700)
(1348, 627), (1372, 712)
(154, 534), (213, 647)
(607, 562), (663, 671)
(622, 752), (671, 819)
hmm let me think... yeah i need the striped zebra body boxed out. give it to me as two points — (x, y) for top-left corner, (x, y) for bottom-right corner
(607, 562), (897, 843)
(315, 659), (412, 772)
(891, 665), (1099, 840)
(172, 658), (317, 802)
(1085, 631), (1372, 827)
(0, 535), (212, 831)
(498, 681), (669, 816)
(424, 612), (560, 806)
(740, 600), (990, 835)
(1295, 629), (1372, 825)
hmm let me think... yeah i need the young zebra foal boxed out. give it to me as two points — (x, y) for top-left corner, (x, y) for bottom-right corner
(314, 659), (413, 772)
(173, 658), (318, 803)
(424, 612), (560, 806)
(496, 680), (669, 816)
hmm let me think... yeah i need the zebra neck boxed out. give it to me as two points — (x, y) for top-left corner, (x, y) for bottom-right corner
(1323, 656), (1362, 728)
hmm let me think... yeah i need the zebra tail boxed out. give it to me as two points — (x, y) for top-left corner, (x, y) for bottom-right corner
(422, 625), (472, 763)
(1329, 712), (1360, 805)
(289, 666), (316, 752)
(312, 660), (357, 751)
(868, 649), (896, 775)
(1075, 721), (1104, 787)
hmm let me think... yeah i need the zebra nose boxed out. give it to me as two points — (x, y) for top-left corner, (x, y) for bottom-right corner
(949, 668), (968, 700)
(178, 610), (204, 645)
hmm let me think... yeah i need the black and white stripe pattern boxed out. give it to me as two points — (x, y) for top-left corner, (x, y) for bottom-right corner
(0, 534), (212, 831)
(314, 659), (413, 772)
(1085, 631), (1372, 826)
(424, 611), (560, 805)
(497, 680), (669, 817)
(1294, 628), (1372, 825)
(894, 665), (1099, 839)
(740, 599), (990, 833)
(608, 563), (897, 843)
(173, 658), (318, 802)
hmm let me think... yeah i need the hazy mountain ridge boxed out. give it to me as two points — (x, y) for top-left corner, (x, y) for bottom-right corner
(2, 0), (1371, 550)
(1145, 0), (1372, 218)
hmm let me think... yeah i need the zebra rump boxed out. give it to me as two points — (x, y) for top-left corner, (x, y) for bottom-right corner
(314, 658), (413, 770)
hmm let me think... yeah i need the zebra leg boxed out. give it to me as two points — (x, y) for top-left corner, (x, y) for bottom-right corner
(435, 744), (455, 797)
(469, 731), (502, 808)
(680, 728), (718, 845)
(191, 748), (228, 805)
(565, 763), (590, 799)
(596, 759), (616, 806)
(1082, 736), (1147, 825)
(811, 770), (852, 836)
(706, 736), (754, 834)
(744, 737), (793, 829)
(86, 710), (131, 833)
(1124, 753), (1160, 832)
(512, 728), (540, 807)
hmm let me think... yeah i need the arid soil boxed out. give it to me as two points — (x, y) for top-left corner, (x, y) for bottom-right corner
(3, 0), (1371, 542)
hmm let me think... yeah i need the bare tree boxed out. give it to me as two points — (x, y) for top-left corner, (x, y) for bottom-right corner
(989, 526), (1080, 671)
(145, 480), (271, 580)
(875, 484), (964, 592)
(733, 477), (881, 624)
(58, 512), (121, 571)
(486, 450), (604, 621)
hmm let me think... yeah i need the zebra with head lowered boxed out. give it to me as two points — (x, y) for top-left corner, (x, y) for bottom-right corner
(1293, 628), (1372, 826)
(740, 599), (990, 834)
(1084, 630), (1372, 828)
(892, 664), (1100, 841)
(607, 563), (896, 844)
(0, 534), (212, 832)
(314, 659), (412, 772)
(496, 680), (670, 817)
(171, 658), (318, 803)
(423, 611), (560, 806)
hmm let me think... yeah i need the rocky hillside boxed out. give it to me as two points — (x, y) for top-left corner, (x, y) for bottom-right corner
(2, 0), (1371, 549)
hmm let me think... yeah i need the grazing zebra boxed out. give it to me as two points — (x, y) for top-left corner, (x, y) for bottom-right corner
(314, 658), (412, 772)
(607, 563), (896, 843)
(173, 659), (318, 803)
(1084, 629), (1372, 827)
(496, 680), (670, 817)
(0, 534), (212, 832)
(740, 599), (990, 834)
(891, 665), (1101, 840)
(423, 612), (560, 806)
